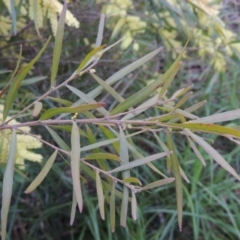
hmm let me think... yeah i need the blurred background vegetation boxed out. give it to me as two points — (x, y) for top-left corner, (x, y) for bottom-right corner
(1, 0), (240, 239)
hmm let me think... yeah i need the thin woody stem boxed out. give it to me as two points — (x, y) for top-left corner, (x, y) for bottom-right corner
(0, 118), (171, 130)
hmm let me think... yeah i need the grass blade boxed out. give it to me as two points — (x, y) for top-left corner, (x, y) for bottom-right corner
(71, 122), (83, 212)
(1, 129), (16, 240)
(25, 150), (58, 193)
(185, 129), (240, 181)
(109, 151), (172, 173)
(96, 171), (105, 220)
(142, 178), (175, 190)
(3, 36), (51, 121)
(51, 1), (67, 86)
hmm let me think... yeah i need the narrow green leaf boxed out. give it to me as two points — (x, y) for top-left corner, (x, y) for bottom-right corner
(81, 130), (144, 152)
(184, 100), (207, 113)
(157, 30), (193, 100)
(131, 191), (137, 221)
(96, 14), (105, 47)
(166, 132), (183, 231)
(84, 153), (121, 162)
(50, 125), (87, 138)
(166, 122), (240, 139)
(32, 101), (43, 117)
(179, 166), (190, 183)
(187, 136), (206, 166)
(51, 1), (67, 86)
(70, 189), (77, 225)
(1, 129), (16, 240)
(185, 129), (240, 181)
(77, 45), (106, 73)
(110, 48), (186, 115)
(109, 151), (172, 173)
(120, 186), (129, 227)
(142, 178), (175, 190)
(71, 122), (83, 212)
(0, 70), (12, 74)
(46, 126), (70, 151)
(110, 183), (116, 232)
(88, 47), (163, 100)
(123, 177), (142, 186)
(171, 85), (193, 99)
(25, 150), (58, 193)
(40, 103), (105, 120)
(90, 72), (125, 103)
(96, 171), (105, 220)
(85, 124), (99, 154)
(66, 85), (108, 116)
(173, 92), (193, 111)
(119, 127), (130, 227)
(122, 95), (158, 120)
(154, 133), (172, 173)
(99, 125), (120, 154)
(3, 36), (51, 121)
(191, 109), (240, 124)
(157, 62), (182, 100)
(20, 76), (47, 86)
(10, 0), (17, 34)
(85, 125), (110, 174)
(110, 69), (167, 115)
(47, 96), (72, 106)
(126, 137), (168, 178)
(61, 47), (163, 118)
(161, 104), (198, 120)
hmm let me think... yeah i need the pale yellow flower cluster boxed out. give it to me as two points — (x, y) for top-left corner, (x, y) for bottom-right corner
(100, 0), (146, 50)
(0, 105), (43, 169)
(28, 0), (80, 36)
(100, 0), (240, 71)
(0, 15), (11, 36)
(2, 0), (27, 16)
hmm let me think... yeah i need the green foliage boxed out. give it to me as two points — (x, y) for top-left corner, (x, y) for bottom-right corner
(1, 0), (240, 239)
